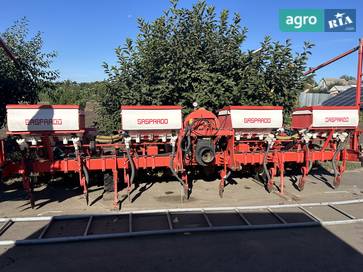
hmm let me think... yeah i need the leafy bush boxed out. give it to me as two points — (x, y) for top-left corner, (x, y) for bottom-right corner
(98, 0), (313, 133)
(40, 80), (105, 108)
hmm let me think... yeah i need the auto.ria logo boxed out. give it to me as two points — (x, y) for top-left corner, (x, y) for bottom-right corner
(325, 9), (356, 32)
(279, 9), (356, 32)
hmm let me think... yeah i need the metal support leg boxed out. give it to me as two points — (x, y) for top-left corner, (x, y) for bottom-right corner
(20, 159), (34, 208)
(279, 160), (285, 194)
(22, 158), (34, 208)
(219, 153), (228, 198)
(76, 151), (88, 205)
(182, 171), (190, 199)
(79, 167), (88, 205)
(22, 173), (34, 209)
(125, 169), (129, 201)
(298, 166), (308, 191)
(334, 149), (347, 188)
(219, 169), (226, 198)
(298, 144), (310, 191)
(124, 168), (131, 202)
(113, 169), (119, 209)
(266, 165), (276, 193)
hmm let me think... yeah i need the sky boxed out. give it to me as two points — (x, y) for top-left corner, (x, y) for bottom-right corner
(1, 0), (362, 82)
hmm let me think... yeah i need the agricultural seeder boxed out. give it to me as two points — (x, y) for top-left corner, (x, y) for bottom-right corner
(0, 40), (362, 209)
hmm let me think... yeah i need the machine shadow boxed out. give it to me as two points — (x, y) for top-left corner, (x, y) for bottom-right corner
(0, 174), (89, 209)
(230, 162), (337, 194)
(0, 211), (363, 271)
(0, 161), (341, 210)
(285, 162), (336, 190)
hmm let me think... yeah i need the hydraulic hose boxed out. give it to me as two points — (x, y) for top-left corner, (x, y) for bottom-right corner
(81, 164), (90, 204)
(223, 171), (231, 181)
(305, 143), (313, 172)
(308, 160), (313, 172)
(331, 133), (350, 180)
(125, 146), (135, 187)
(82, 165), (89, 186)
(263, 144), (271, 183)
(169, 144), (184, 186)
(181, 127), (191, 153)
(53, 146), (66, 160)
(332, 143), (342, 180)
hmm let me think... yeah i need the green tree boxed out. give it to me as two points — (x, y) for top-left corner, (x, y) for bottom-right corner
(40, 80), (105, 108)
(0, 18), (58, 128)
(303, 74), (317, 90)
(99, 0), (312, 133)
(239, 37), (313, 115)
(340, 75), (355, 81)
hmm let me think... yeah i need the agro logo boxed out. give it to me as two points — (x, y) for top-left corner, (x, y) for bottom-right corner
(285, 15), (318, 29)
(325, 9), (356, 32)
(279, 9), (324, 32)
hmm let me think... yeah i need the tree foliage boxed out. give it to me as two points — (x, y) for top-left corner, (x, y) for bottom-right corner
(99, 0), (313, 133)
(0, 18), (58, 128)
(40, 80), (105, 108)
(340, 75), (355, 81)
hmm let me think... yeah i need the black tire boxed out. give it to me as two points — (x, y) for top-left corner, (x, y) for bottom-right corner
(103, 171), (114, 192)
